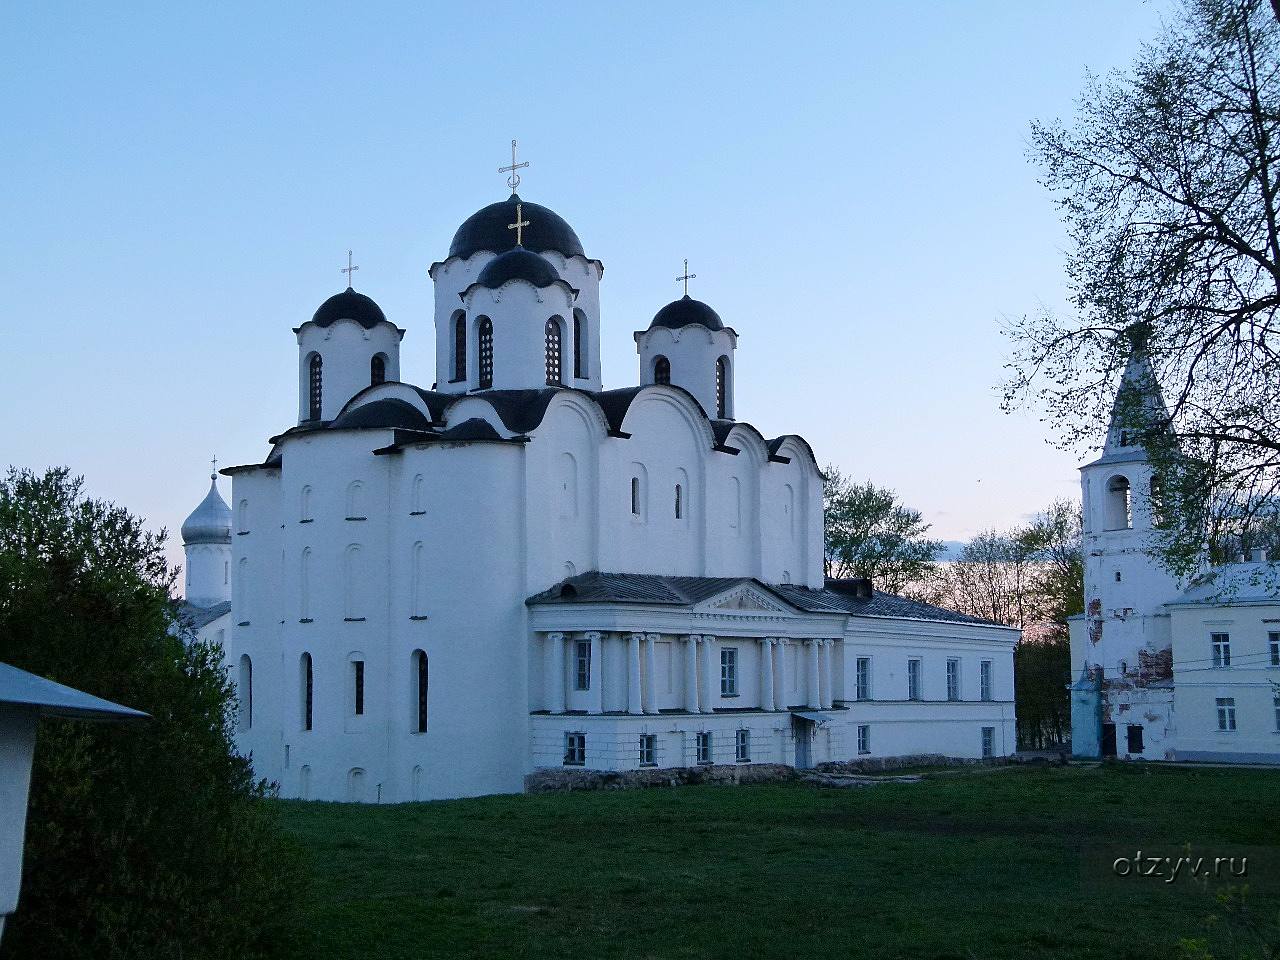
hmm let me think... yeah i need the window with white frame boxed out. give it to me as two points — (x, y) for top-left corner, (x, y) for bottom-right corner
(857, 724), (870, 755)
(720, 647), (738, 696)
(564, 732), (586, 766)
(855, 657), (871, 701)
(907, 658), (922, 701)
(574, 639), (591, 691)
(980, 660), (993, 702)
(946, 659), (960, 701)
(1216, 697), (1237, 731)
(735, 728), (750, 762)
(639, 734), (657, 767)
(696, 731), (712, 765)
(1211, 632), (1231, 668)
(981, 726), (994, 758)
(1270, 632), (1279, 667)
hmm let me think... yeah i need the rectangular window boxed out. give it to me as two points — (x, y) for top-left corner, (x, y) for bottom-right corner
(696, 731), (712, 765)
(855, 657), (871, 701)
(564, 732), (586, 766)
(1270, 632), (1280, 667)
(857, 724), (870, 755)
(735, 728), (751, 763)
(639, 734), (657, 767)
(946, 659), (960, 701)
(907, 658), (922, 701)
(1216, 697), (1237, 732)
(353, 660), (365, 716)
(980, 660), (993, 702)
(1211, 632), (1231, 668)
(720, 647), (738, 696)
(574, 639), (591, 691)
(1126, 724), (1144, 754)
(981, 726), (994, 758)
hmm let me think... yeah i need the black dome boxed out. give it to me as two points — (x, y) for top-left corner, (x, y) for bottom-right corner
(449, 194), (585, 260)
(649, 295), (725, 332)
(330, 398), (432, 431)
(310, 287), (388, 330)
(475, 248), (562, 290)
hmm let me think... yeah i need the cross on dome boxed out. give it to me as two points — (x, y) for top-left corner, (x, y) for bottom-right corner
(498, 139), (529, 195)
(676, 258), (696, 296)
(508, 202), (531, 247)
(340, 250), (359, 288)
(210, 455), (218, 480)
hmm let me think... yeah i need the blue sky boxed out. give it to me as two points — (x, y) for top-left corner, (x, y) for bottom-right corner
(0, 1), (1171, 570)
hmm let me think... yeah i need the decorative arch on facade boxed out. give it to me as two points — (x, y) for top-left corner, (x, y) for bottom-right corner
(559, 451), (579, 519)
(299, 547), (312, 620)
(411, 474), (426, 515)
(237, 557), (250, 613)
(299, 485), (312, 522)
(347, 767), (367, 802)
(345, 481), (364, 519)
(674, 467), (690, 521)
(411, 541), (428, 618)
(344, 545), (364, 619)
(629, 461), (649, 519)
(237, 498), (249, 534)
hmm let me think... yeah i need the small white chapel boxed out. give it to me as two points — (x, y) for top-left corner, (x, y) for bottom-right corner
(178, 152), (1019, 802)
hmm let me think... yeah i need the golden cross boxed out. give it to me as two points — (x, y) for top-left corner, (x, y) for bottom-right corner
(210, 455), (218, 480)
(498, 139), (529, 194)
(508, 202), (530, 246)
(340, 250), (359, 287)
(676, 258), (696, 296)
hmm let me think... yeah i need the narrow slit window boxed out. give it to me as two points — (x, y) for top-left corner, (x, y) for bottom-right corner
(478, 317), (493, 389)
(308, 354), (323, 420)
(545, 319), (562, 385)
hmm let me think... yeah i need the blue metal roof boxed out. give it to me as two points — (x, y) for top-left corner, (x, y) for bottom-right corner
(0, 663), (148, 722)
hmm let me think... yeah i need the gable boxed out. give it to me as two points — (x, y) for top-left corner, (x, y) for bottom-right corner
(699, 584), (789, 614)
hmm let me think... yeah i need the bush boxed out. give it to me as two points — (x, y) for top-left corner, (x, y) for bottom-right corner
(0, 467), (307, 959)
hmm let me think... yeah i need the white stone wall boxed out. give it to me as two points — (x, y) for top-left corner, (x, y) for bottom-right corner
(296, 318), (402, 423)
(635, 324), (737, 419)
(183, 541), (231, 609)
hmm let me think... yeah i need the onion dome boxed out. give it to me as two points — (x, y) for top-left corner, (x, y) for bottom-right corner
(309, 287), (388, 330)
(649, 295), (725, 332)
(449, 194), (584, 260)
(181, 476), (232, 545)
(475, 248), (562, 289)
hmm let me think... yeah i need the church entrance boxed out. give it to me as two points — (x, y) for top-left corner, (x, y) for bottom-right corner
(1101, 723), (1117, 758)
(792, 714), (815, 769)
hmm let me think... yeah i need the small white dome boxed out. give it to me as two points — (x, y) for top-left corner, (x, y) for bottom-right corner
(181, 477), (231, 545)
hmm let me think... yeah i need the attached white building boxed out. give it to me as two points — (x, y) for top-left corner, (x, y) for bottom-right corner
(1068, 338), (1280, 763)
(188, 189), (1018, 802)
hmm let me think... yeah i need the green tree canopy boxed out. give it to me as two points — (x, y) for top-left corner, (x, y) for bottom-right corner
(821, 466), (943, 593)
(0, 467), (305, 960)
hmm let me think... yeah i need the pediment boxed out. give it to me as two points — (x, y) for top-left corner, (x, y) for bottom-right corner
(702, 585), (788, 614)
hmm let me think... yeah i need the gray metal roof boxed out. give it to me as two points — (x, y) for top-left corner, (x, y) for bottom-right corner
(1167, 561), (1280, 607)
(527, 572), (1004, 627)
(177, 600), (232, 631)
(0, 663), (148, 721)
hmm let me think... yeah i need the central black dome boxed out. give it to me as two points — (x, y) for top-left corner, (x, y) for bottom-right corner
(649, 295), (725, 332)
(310, 287), (388, 330)
(476, 248), (562, 289)
(449, 194), (585, 260)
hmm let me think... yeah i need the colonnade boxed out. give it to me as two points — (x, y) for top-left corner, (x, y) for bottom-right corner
(538, 632), (838, 714)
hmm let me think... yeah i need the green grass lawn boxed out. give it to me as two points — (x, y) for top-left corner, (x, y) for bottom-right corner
(277, 765), (1280, 960)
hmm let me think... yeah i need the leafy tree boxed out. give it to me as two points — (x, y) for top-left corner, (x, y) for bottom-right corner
(0, 467), (306, 960)
(1004, 0), (1280, 576)
(821, 465), (943, 592)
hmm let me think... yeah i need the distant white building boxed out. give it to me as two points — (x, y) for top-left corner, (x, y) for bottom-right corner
(181, 185), (1019, 802)
(1069, 338), (1280, 763)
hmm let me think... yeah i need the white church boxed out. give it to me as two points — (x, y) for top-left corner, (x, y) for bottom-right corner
(1069, 336), (1280, 764)
(178, 171), (1019, 802)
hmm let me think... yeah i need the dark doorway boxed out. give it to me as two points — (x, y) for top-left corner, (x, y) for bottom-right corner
(1101, 723), (1117, 757)
(1126, 725), (1144, 754)
(792, 715), (815, 769)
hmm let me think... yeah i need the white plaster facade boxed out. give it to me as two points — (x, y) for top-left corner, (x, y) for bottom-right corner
(191, 190), (1018, 802)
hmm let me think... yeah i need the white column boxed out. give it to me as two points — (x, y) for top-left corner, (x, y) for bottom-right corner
(627, 632), (644, 715)
(759, 638), (775, 711)
(806, 639), (821, 709)
(546, 632), (566, 714)
(587, 631), (604, 714)
(819, 642), (839, 711)
(643, 633), (660, 715)
(774, 639), (789, 711)
(684, 635), (701, 712)
(699, 635), (716, 713)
